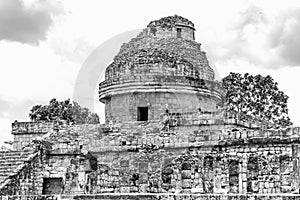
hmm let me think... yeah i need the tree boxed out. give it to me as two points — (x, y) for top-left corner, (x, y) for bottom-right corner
(222, 72), (292, 128)
(29, 98), (100, 124)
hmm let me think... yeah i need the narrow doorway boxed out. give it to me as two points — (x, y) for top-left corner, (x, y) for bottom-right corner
(137, 106), (148, 121)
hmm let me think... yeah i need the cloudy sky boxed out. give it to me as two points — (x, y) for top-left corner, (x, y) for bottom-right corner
(0, 0), (300, 146)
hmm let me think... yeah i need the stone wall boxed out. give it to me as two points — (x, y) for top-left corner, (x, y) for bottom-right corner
(145, 25), (195, 41)
(12, 121), (58, 150)
(4, 113), (300, 195)
(104, 92), (219, 124)
(4, 120), (300, 195)
(3, 194), (300, 200)
(82, 144), (297, 194)
(5, 146), (296, 195)
(146, 15), (195, 41)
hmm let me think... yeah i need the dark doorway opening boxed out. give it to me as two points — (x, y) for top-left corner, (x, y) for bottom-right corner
(228, 160), (239, 193)
(137, 106), (148, 121)
(42, 177), (63, 194)
(177, 28), (182, 38)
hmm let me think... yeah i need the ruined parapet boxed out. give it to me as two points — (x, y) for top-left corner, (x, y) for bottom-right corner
(146, 15), (196, 40)
(161, 110), (286, 130)
(11, 121), (64, 150)
(99, 15), (221, 124)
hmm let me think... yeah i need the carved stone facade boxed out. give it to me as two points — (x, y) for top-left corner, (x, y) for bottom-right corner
(2, 120), (300, 196)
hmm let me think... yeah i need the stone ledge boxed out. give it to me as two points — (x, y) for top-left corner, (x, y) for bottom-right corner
(2, 194), (300, 200)
(11, 121), (59, 135)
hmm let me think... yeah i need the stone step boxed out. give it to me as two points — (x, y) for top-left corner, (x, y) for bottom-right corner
(0, 158), (26, 162)
(0, 158), (22, 161)
(0, 163), (23, 169)
(0, 162), (23, 166)
(0, 163), (23, 167)
(0, 150), (35, 184)
(0, 152), (33, 158)
(0, 172), (15, 177)
(0, 171), (15, 176)
(0, 157), (21, 161)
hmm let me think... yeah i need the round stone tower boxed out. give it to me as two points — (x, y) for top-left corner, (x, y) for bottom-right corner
(99, 15), (222, 124)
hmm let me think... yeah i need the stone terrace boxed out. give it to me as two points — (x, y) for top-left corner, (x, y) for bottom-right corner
(1, 113), (300, 195)
(10, 112), (300, 154)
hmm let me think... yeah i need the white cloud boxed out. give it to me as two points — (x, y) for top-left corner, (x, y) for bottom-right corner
(203, 3), (300, 69)
(0, 0), (64, 45)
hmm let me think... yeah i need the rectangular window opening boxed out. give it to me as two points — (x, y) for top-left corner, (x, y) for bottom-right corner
(150, 27), (157, 36)
(177, 28), (182, 38)
(137, 106), (148, 121)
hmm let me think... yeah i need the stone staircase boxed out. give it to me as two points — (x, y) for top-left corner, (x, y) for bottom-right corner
(0, 150), (35, 184)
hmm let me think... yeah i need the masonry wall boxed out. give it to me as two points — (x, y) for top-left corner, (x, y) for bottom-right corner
(13, 133), (46, 150)
(145, 24), (195, 41)
(12, 121), (56, 150)
(4, 125), (300, 195)
(105, 92), (218, 123)
(85, 143), (298, 194)
(155, 26), (194, 40)
(3, 194), (300, 200)
(9, 141), (298, 195)
(5, 119), (300, 195)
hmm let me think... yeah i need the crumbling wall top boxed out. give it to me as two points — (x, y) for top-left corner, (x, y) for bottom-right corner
(11, 121), (64, 135)
(147, 15), (195, 30)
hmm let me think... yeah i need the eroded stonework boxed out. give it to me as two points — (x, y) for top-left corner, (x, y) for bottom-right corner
(2, 113), (300, 196)
(99, 15), (220, 124)
(1, 15), (300, 198)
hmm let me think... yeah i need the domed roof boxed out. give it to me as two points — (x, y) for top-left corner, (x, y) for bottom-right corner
(104, 15), (215, 81)
(99, 15), (222, 122)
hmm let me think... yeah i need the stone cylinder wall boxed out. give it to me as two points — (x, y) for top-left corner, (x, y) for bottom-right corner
(104, 92), (219, 124)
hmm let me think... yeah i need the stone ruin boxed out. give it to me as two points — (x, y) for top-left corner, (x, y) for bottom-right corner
(0, 15), (300, 200)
